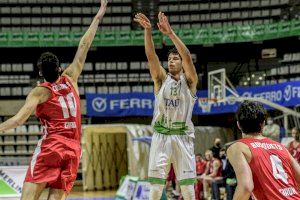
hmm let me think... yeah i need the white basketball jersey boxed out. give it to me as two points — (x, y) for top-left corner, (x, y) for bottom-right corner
(152, 73), (197, 137)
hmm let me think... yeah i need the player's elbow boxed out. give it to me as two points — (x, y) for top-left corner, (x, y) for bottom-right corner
(10, 117), (25, 127)
(145, 52), (158, 61)
(14, 108), (33, 126)
(73, 59), (84, 69)
(79, 36), (91, 48)
(244, 185), (253, 194)
(239, 181), (254, 194)
(183, 54), (193, 65)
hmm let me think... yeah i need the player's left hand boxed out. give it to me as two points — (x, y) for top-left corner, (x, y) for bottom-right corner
(96, 0), (108, 19)
(157, 12), (173, 36)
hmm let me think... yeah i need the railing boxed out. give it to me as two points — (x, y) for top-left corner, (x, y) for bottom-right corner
(0, 19), (299, 47)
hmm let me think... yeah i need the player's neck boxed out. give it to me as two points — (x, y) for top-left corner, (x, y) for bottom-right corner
(169, 72), (181, 81)
(243, 132), (265, 139)
(44, 76), (61, 83)
(53, 76), (61, 83)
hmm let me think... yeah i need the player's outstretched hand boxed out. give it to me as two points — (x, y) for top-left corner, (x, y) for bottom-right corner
(157, 11), (173, 36)
(96, 0), (108, 20)
(134, 13), (152, 30)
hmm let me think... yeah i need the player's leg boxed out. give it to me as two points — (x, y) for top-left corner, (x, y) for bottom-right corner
(203, 176), (213, 199)
(181, 185), (196, 199)
(47, 188), (67, 200)
(20, 182), (47, 200)
(47, 141), (81, 200)
(148, 133), (171, 200)
(172, 135), (196, 200)
(211, 178), (224, 200)
(149, 184), (165, 200)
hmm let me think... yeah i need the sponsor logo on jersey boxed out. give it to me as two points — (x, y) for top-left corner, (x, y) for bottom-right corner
(64, 122), (76, 128)
(164, 98), (180, 108)
(52, 84), (68, 92)
(279, 187), (298, 197)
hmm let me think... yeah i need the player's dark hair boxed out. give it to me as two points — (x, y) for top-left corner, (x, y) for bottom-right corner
(167, 47), (182, 60)
(37, 52), (60, 83)
(236, 100), (267, 134)
(196, 153), (202, 157)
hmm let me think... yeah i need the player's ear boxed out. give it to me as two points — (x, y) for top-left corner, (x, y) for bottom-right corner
(237, 121), (241, 131)
(260, 122), (265, 132)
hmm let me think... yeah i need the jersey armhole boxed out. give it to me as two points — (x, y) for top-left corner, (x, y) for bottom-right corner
(236, 141), (254, 164)
(62, 75), (79, 96)
(154, 73), (169, 96)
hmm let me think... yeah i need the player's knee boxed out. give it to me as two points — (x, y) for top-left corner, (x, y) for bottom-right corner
(47, 188), (67, 200)
(21, 189), (37, 200)
(149, 184), (164, 200)
(21, 182), (46, 200)
(181, 185), (195, 200)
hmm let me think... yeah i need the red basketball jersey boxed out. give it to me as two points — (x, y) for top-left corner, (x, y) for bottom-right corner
(208, 158), (222, 177)
(36, 76), (81, 141)
(239, 138), (300, 200)
(196, 160), (207, 175)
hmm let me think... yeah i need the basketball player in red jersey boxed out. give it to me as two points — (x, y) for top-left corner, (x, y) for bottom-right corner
(227, 101), (300, 200)
(0, 1), (107, 199)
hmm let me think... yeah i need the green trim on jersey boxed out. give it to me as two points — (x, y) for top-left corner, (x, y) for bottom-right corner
(179, 178), (196, 185)
(153, 121), (188, 135)
(148, 177), (166, 185)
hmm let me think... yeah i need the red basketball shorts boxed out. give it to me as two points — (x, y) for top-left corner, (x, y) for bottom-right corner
(24, 135), (81, 193)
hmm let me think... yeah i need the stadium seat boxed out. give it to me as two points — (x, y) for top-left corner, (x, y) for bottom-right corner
(16, 145), (27, 153)
(4, 146), (15, 153)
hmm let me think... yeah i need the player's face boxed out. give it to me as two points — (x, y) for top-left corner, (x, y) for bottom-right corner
(168, 53), (182, 75)
(292, 128), (298, 138)
(205, 152), (212, 160)
(220, 150), (226, 158)
(196, 155), (201, 162)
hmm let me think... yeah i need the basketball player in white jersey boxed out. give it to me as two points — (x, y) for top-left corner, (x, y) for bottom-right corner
(134, 12), (198, 199)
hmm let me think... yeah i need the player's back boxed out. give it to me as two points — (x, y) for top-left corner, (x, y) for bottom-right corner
(239, 137), (300, 200)
(36, 75), (81, 141)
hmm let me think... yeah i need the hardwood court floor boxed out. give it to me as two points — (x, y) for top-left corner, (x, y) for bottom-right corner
(47, 189), (116, 200)
(1, 189), (116, 200)
(68, 190), (116, 198)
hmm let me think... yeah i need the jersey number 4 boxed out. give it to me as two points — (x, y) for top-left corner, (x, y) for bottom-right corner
(58, 92), (77, 118)
(270, 155), (288, 184)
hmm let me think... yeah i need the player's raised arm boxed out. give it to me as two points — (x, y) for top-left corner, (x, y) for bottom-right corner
(157, 12), (198, 94)
(289, 152), (300, 185)
(134, 13), (166, 93)
(227, 142), (253, 200)
(63, 0), (108, 83)
(0, 87), (49, 132)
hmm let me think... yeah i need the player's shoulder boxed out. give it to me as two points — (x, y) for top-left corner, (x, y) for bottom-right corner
(30, 86), (51, 102)
(227, 141), (253, 163)
(227, 141), (249, 155)
(32, 86), (50, 95)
